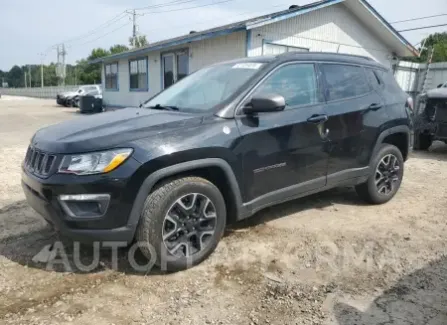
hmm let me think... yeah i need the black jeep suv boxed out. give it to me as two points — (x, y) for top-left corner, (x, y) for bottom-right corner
(22, 53), (412, 270)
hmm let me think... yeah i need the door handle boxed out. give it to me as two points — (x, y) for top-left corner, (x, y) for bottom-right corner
(307, 114), (328, 124)
(368, 103), (383, 111)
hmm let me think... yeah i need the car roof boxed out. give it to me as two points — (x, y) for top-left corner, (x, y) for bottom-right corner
(218, 52), (387, 70)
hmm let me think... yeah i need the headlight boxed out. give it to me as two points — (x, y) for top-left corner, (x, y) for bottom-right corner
(58, 148), (133, 175)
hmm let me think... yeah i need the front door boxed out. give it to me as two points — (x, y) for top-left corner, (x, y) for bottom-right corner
(234, 63), (330, 203)
(162, 50), (189, 89)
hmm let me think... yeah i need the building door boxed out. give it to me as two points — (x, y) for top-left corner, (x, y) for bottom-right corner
(162, 50), (189, 89)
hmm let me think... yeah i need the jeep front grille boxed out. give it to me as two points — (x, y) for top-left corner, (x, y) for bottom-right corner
(24, 146), (57, 177)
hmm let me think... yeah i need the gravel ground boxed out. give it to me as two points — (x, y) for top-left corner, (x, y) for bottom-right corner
(1, 97), (446, 325)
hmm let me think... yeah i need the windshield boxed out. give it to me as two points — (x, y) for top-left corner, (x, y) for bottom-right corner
(143, 62), (265, 112)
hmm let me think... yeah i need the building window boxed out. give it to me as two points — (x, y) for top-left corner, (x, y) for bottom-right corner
(105, 63), (118, 90)
(129, 58), (148, 91)
(263, 42), (309, 56)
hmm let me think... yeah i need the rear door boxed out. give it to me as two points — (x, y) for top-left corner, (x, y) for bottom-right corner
(320, 63), (385, 178)
(234, 62), (330, 203)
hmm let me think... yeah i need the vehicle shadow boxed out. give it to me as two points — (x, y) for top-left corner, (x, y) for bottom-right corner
(0, 225), (164, 275)
(333, 256), (447, 324)
(410, 141), (447, 162)
(0, 187), (365, 275)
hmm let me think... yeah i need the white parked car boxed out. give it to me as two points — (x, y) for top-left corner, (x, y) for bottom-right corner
(56, 85), (102, 107)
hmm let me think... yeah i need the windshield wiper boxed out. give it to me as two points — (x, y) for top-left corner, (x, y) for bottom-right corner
(146, 104), (179, 111)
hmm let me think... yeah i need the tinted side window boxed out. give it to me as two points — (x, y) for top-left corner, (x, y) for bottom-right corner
(253, 64), (319, 107)
(365, 69), (381, 89)
(321, 64), (369, 101)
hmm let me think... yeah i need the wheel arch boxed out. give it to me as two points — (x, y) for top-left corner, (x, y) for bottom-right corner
(126, 158), (244, 238)
(372, 126), (411, 162)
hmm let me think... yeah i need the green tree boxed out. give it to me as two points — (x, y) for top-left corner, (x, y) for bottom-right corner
(0, 69), (7, 87)
(404, 32), (447, 63)
(7, 65), (24, 87)
(129, 35), (148, 48)
(77, 48), (110, 85)
(110, 44), (129, 54)
(1, 43), (129, 87)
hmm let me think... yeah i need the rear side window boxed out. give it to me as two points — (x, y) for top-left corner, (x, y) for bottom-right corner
(253, 63), (319, 107)
(321, 64), (369, 101)
(376, 70), (403, 93)
(365, 69), (381, 89)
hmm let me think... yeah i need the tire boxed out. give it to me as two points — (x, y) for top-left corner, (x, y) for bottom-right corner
(413, 132), (432, 150)
(136, 176), (226, 272)
(355, 144), (404, 204)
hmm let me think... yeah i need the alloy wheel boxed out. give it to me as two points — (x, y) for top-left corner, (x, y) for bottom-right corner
(375, 154), (400, 195)
(162, 193), (217, 257)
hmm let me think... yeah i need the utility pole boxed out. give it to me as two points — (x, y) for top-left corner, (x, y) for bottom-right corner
(61, 44), (66, 86)
(39, 53), (45, 88)
(28, 65), (32, 87)
(24, 71), (27, 88)
(56, 44), (67, 86)
(132, 9), (137, 47)
(126, 9), (143, 47)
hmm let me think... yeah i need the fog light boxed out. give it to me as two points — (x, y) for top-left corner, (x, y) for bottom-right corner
(59, 194), (110, 218)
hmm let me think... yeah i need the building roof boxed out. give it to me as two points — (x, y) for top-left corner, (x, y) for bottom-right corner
(91, 0), (418, 64)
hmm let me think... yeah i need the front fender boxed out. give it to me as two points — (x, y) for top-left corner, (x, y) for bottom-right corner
(125, 158), (243, 237)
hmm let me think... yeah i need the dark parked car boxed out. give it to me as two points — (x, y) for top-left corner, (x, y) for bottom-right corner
(413, 87), (447, 150)
(79, 91), (103, 113)
(22, 53), (412, 271)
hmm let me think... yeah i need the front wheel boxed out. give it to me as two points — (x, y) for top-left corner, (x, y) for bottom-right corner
(136, 177), (226, 271)
(355, 144), (404, 204)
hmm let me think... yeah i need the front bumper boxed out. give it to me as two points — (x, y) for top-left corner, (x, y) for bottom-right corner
(21, 157), (142, 243)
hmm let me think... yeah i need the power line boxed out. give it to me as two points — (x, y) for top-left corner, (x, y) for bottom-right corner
(62, 12), (128, 45)
(391, 13), (447, 24)
(73, 21), (132, 47)
(43, 11), (128, 53)
(44, 0), (233, 51)
(141, 2), (291, 34)
(398, 23), (447, 32)
(134, 0), (199, 11)
(139, 0), (236, 15)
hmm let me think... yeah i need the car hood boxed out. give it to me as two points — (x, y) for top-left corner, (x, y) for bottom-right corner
(426, 88), (447, 99)
(32, 107), (203, 153)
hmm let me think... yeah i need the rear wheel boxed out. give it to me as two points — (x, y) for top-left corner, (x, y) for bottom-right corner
(355, 144), (404, 204)
(413, 132), (432, 150)
(136, 177), (226, 271)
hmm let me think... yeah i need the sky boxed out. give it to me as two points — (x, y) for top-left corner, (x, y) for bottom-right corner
(0, 0), (446, 70)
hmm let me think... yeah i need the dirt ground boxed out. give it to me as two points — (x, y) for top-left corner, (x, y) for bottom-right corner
(0, 96), (446, 325)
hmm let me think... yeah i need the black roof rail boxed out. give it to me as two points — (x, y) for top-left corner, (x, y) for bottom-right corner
(277, 51), (375, 61)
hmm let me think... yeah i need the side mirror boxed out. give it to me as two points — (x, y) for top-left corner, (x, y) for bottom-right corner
(243, 93), (286, 114)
